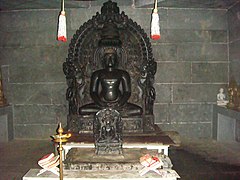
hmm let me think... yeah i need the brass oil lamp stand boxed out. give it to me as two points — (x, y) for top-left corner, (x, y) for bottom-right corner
(52, 123), (71, 180)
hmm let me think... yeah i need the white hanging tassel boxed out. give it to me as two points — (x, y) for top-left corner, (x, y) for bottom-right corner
(151, 0), (161, 40)
(57, 0), (67, 42)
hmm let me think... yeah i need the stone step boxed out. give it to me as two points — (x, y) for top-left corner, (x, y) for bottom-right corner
(23, 168), (180, 180)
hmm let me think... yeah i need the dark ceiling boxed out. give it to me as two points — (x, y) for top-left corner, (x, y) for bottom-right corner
(0, 0), (239, 11)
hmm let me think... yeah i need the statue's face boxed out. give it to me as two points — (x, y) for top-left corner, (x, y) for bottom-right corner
(104, 53), (117, 68)
(219, 88), (224, 93)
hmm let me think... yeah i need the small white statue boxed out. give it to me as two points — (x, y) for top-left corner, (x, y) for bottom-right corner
(217, 88), (228, 106)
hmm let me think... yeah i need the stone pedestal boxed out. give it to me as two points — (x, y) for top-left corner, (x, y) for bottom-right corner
(213, 105), (240, 142)
(0, 105), (13, 142)
(64, 148), (155, 171)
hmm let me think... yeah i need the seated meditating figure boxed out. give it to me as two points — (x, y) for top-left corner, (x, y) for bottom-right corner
(79, 48), (142, 117)
(217, 88), (228, 106)
(94, 108), (123, 155)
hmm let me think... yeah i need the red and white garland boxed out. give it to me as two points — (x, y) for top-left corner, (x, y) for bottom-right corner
(151, 0), (161, 40)
(57, 0), (67, 42)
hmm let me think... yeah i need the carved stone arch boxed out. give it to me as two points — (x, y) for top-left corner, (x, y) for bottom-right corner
(63, 0), (157, 133)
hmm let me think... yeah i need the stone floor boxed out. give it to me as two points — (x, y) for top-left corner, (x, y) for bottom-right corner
(0, 139), (240, 180)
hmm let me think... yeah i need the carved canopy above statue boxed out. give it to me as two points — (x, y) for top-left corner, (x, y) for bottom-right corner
(63, 0), (157, 134)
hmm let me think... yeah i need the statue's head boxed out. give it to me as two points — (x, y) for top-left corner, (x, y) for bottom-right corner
(219, 88), (224, 93)
(98, 20), (122, 69)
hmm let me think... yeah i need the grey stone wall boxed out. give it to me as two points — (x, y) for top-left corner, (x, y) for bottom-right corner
(0, 10), (69, 139)
(151, 8), (228, 138)
(228, 2), (240, 84)
(0, 3), (230, 139)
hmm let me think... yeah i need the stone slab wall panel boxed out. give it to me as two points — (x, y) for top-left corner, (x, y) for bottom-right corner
(14, 124), (58, 139)
(156, 62), (191, 83)
(228, 2), (240, 42)
(159, 122), (212, 138)
(9, 83), (66, 105)
(167, 9), (227, 30)
(172, 84), (225, 103)
(14, 105), (67, 124)
(192, 63), (228, 83)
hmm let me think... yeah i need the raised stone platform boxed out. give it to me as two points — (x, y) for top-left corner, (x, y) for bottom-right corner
(23, 134), (180, 179)
(23, 148), (180, 179)
(24, 131), (179, 179)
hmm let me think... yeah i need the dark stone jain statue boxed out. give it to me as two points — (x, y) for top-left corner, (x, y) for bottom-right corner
(79, 47), (143, 117)
(63, 0), (157, 134)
